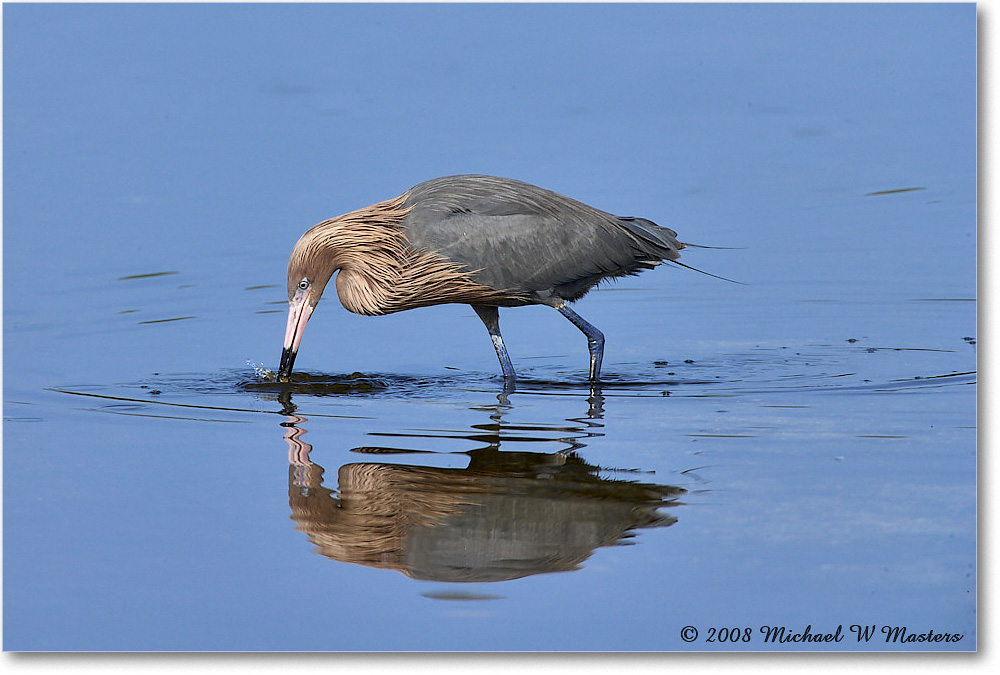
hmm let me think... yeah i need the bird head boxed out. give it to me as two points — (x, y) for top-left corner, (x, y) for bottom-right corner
(278, 231), (337, 381)
(276, 195), (411, 381)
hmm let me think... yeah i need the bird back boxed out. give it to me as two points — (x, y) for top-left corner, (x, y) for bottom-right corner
(401, 175), (683, 303)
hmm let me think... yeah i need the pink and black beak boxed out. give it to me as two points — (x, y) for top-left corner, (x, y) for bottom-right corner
(278, 286), (314, 381)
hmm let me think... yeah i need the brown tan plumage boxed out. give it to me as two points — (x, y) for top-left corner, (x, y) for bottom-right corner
(279, 174), (691, 384)
(286, 194), (519, 317)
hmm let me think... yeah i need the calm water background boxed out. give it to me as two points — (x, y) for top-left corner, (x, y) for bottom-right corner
(3, 3), (976, 651)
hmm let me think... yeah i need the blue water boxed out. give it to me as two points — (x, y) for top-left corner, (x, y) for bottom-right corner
(3, 3), (976, 651)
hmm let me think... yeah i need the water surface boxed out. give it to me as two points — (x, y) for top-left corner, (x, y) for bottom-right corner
(3, 3), (976, 651)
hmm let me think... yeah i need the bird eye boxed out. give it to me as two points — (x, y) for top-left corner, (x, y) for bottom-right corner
(298, 279), (310, 291)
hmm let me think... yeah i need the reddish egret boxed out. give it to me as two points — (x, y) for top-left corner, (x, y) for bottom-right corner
(279, 174), (691, 383)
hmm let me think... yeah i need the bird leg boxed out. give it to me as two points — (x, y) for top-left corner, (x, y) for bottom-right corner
(472, 305), (517, 383)
(557, 305), (605, 381)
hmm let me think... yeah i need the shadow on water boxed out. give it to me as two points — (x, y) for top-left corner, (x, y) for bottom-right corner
(45, 338), (974, 584)
(47, 337), (977, 424)
(279, 389), (686, 584)
(240, 367), (720, 400)
(47, 373), (691, 585)
(238, 337), (975, 401)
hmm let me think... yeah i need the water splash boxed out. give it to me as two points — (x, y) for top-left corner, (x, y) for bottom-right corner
(247, 359), (277, 382)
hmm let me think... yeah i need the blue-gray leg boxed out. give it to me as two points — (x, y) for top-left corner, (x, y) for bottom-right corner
(473, 305), (517, 383)
(557, 305), (605, 381)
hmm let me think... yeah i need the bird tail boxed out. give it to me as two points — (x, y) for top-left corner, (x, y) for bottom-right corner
(616, 216), (743, 283)
(670, 260), (745, 284)
(616, 216), (683, 260)
(679, 242), (745, 250)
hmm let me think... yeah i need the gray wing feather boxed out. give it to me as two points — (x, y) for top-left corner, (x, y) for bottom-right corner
(401, 175), (682, 302)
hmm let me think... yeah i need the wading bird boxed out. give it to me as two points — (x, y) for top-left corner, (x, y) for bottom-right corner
(278, 174), (696, 384)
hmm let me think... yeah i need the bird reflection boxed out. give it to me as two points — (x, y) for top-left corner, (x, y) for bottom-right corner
(279, 389), (685, 583)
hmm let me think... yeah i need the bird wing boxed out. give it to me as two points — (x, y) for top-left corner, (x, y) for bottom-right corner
(401, 175), (681, 302)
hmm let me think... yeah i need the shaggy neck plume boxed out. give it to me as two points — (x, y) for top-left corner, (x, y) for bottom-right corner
(288, 193), (519, 317)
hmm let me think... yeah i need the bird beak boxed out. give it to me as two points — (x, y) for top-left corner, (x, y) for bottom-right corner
(278, 289), (313, 381)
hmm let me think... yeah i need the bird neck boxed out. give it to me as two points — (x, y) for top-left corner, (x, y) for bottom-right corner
(292, 192), (519, 317)
(300, 195), (411, 316)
